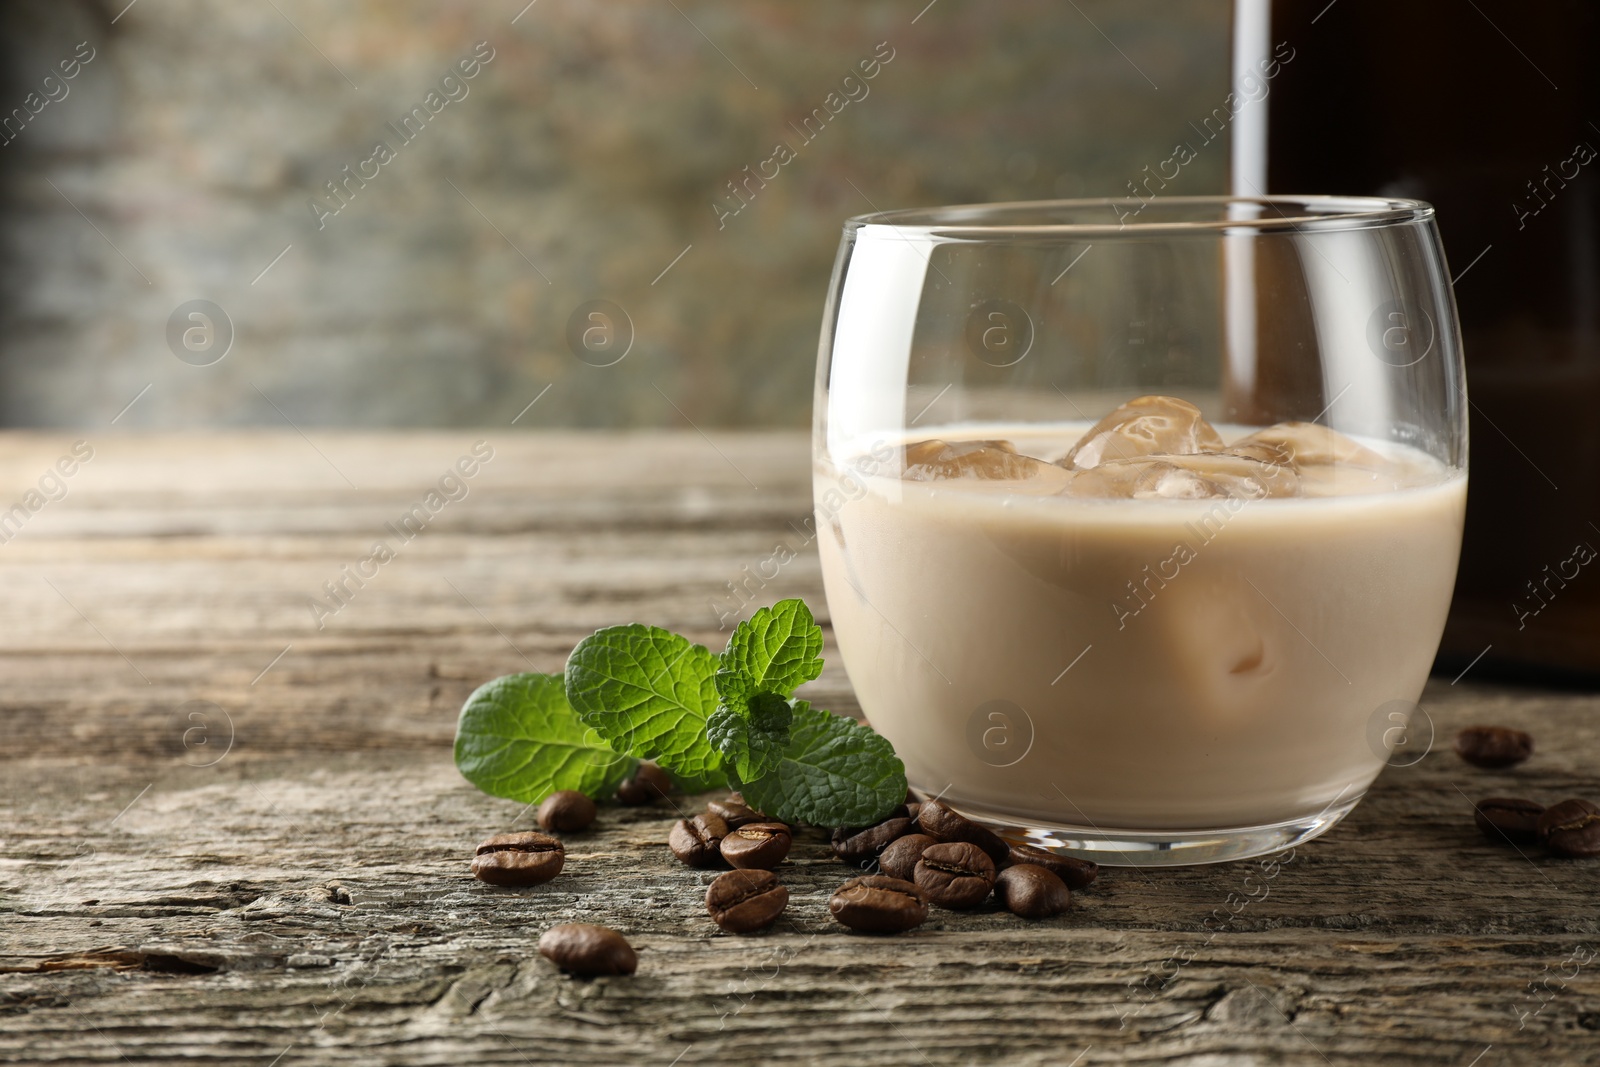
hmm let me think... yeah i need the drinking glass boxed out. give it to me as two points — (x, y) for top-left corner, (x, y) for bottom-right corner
(813, 196), (1468, 865)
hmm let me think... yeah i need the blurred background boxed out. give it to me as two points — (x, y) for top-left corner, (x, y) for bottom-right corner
(0, 0), (1230, 429)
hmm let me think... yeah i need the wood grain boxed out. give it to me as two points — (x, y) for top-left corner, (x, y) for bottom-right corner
(1, 432), (1598, 1066)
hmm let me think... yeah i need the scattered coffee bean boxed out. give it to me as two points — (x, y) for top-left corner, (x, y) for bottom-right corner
(833, 817), (914, 867)
(878, 833), (938, 881)
(538, 923), (637, 977)
(720, 822), (793, 869)
(1005, 843), (1099, 890)
(669, 812), (729, 867)
(537, 790), (597, 833)
(1454, 725), (1534, 769)
(905, 801), (923, 822)
(470, 831), (565, 886)
(829, 875), (929, 933)
(1538, 798), (1600, 858)
(995, 864), (1070, 919)
(1473, 797), (1545, 844)
(707, 797), (764, 828)
(706, 869), (789, 933)
(916, 800), (1010, 865)
(914, 840), (997, 909)
(617, 762), (672, 805)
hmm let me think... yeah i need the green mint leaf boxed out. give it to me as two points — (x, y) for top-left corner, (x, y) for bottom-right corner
(715, 599), (824, 709)
(454, 672), (636, 804)
(707, 692), (793, 783)
(565, 624), (727, 792)
(737, 700), (907, 827)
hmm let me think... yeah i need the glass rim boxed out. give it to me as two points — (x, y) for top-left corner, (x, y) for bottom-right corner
(843, 195), (1436, 238)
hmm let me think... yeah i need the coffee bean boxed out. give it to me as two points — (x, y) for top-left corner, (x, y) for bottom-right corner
(707, 797), (765, 828)
(1454, 725), (1534, 769)
(829, 875), (929, 933)
(470, 831), (565, 886)
(1538, 798), (1600, 858)
(537, 790), (597, 833)
(1473, 797), (1545, 844)
(914, 840), (997, 909)
(705, 869), (789, 933)
(668, 812), (729, 868)
(538, 923), (637, 977)
(832, 817), (914, 867)
(995, 864), (1070, 919)
(720, 822), (793, 870)
(1005, 843), (1099, 890)
(915, 800), (1009, 865)
(617, 762), (672, 805)
(905, 801), (923, 822)
(878, 833), (937, 881)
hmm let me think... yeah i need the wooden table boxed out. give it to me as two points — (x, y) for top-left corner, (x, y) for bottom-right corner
(1, 432), (1597, 1066)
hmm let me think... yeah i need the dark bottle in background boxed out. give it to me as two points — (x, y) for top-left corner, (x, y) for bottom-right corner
(1233, 0), (1600, 681)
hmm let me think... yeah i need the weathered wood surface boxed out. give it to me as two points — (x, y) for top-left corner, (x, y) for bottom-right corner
(1, 431), (1598, 1066)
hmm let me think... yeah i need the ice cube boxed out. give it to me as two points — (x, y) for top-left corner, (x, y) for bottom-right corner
(1228, 422), (1386, 470)
(902, 439), (1072, 489)
(1223, 440), (1292, 466)
(1061, 453), (1300, 500)
(1059, 395), (1225, 470)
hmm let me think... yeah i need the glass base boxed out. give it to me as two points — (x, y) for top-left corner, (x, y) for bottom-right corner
(939, 793), (1364, 868)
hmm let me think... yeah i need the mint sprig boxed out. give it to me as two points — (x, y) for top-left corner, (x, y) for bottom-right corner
(454, 672), (637, 803)
(452, 598), (907, 826)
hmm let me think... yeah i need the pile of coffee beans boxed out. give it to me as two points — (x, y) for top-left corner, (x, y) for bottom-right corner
(667, 799), (794, 876)
(668, 797), (798, 932)
(471, 766), (1106, 973)
(667, 792), (1097, 935)
(819, 800), (1093, 933)
(1459, 725), (1599, 860)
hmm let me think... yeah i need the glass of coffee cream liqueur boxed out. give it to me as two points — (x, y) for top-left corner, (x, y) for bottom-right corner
(813, 197), (1467, 865)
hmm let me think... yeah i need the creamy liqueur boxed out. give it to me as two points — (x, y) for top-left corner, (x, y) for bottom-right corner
(816, 398), (1466, 830)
